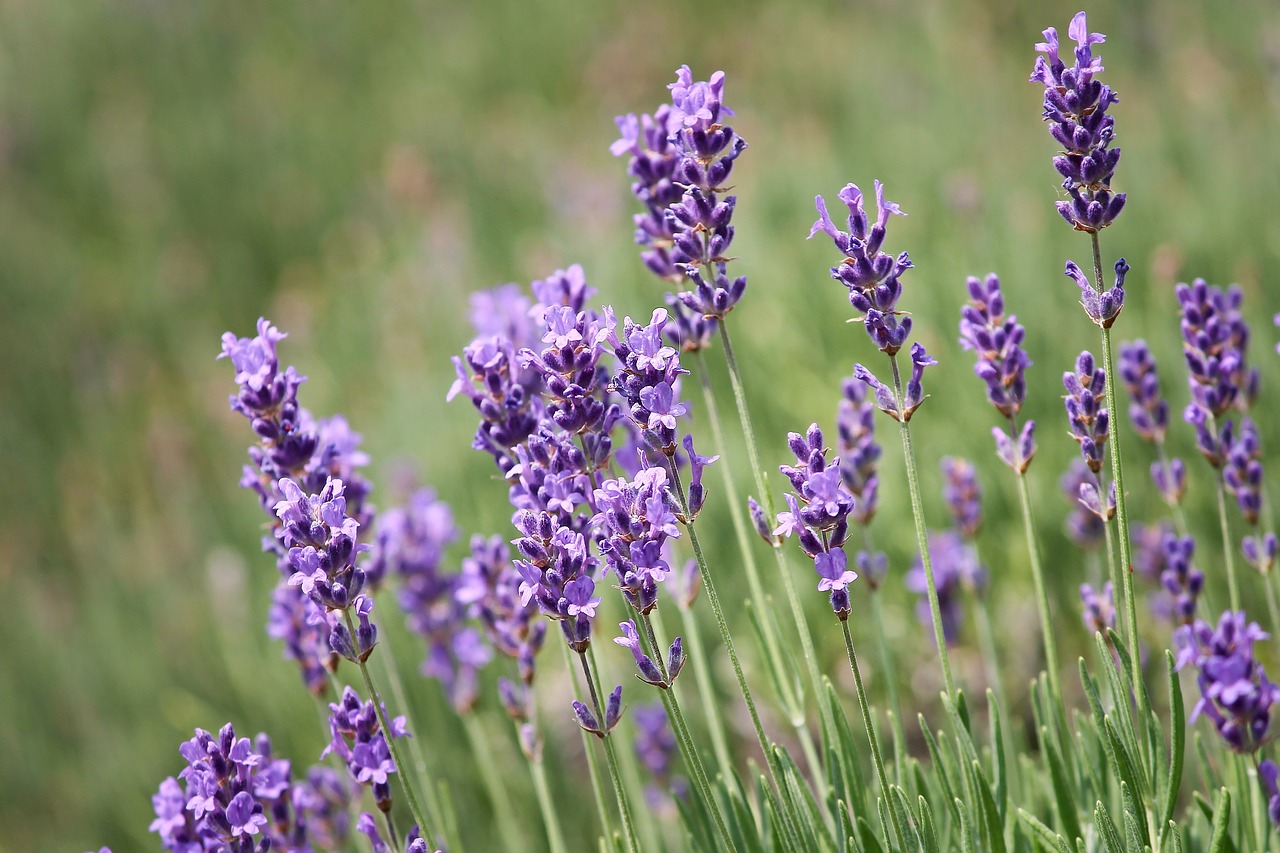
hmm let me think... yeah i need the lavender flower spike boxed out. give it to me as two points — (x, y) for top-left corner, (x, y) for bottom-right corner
(941, 457), (983, 539)
(1065, 258), (1127, 327)
(1031, 12), (1126, 232)
(1176, 611), (1278, 753)
(1063, 351), (1109, 475)
(853, 342), (936, 423)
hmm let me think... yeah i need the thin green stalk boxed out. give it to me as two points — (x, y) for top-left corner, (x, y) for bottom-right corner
(374, 635), (448, 846)
(462, 714), (523, 852)
(342, 610), (431, 842)
(559, 642), (615, 844)
(1265, 575), (1280, 640)
(1011, 436), (1060, 705)
(1090, 231), (1146, 751)
(577, 650), (640, 853)
(868, 591), (906, 785)
(1102, 496), (1125, 638)
(887, 351), (955, 698)
(841, 620), (906, 851)
(528, 750), (569, 853)
(639, 612), (735, 849)
(719, 319), (833, 790)
(693, 352), (803, 721)
(676, 600), (734, 774)
(382, 810), (399, 853)
(1212, 467), (1243, 612)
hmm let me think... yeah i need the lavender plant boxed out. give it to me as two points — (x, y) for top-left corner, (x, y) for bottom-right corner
(100, 12), (1280, 853)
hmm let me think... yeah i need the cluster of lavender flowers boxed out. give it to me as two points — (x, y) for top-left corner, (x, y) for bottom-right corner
(775, 425), (860, 618)
(1063, 351), (1117, 523)
(150, 724), (353, 852)
(835, 375), (888, 591)
(632, 704), (685, 808)
(323, 686), (410, 813)
(1176, 612), (1278, 753)
(1118, 340), (1187, 506)
(906, 530), (985, 645)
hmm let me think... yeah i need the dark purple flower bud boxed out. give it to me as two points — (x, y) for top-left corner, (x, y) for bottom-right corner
(616, 621), (667, 688)
(1080, 582), (1115, 634)
(1175, 611), (1278, 753)
(941, 457), (983, 538)
(605, 684), (624, 732)
(959, 273), (1031, 418)
(1261, 761), (1280, 830)
(677, 262), (747, 319)
(1063, 350), (1110, 474)
(856, 550), (888, 592)
(683, 434), (718, 517)
(573, 699), (602, 736)
(1078, 478), (1117, 522)
(992, 420), (1038, 474)
(1178, 279), (1250, 437)
(1065, 259), (1127, 327)
(1223, 418), (1264, 525)
(748, 497), (778, 545)
(666, 636), (685, 682)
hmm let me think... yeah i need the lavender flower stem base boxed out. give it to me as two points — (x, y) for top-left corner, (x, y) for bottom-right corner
(1012, 468), (1067, 727)
(462, 714), (524, 853)
(718, 320), (834, 794)
(677, 599), (735, 774)
(343, 609), (433, 843)
(577, 650), (640, 853)
(374, 631), (448, 847)
(1091, 231), (1148, 770)
(527, 749), (569, 853)
(888, 351), (957, 698)
(693, 353), (806, 723)
(841, 620), (906, 850)
(639, 612), (735, 849)
(558, 643), (616, 844)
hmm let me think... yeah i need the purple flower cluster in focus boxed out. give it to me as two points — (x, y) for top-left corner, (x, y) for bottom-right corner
(1063, 351), (1117, 522)
(776, 424), (860, 619)
(1030, 11), (1126, 233)
(1176, 611), (1278, 753)
(323, 686), (409, 812)
(151, 724), (351, 852)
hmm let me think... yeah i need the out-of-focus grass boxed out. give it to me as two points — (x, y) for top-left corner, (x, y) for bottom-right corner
(1, 0), (1278, 849)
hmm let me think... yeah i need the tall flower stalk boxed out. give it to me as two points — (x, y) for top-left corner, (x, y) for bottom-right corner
(810, 180), (955, 698)
(1032, 11), (1143, 733)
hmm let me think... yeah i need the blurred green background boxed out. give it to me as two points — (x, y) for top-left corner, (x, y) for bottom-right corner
(2, 0), (1279, 849)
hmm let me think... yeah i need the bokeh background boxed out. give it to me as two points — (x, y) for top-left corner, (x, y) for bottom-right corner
(3, 0), (1279, 849)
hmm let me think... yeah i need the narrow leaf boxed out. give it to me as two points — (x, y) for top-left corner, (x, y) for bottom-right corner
(1157, 651), (1185, 852)
(1095, 799), (1126, 853)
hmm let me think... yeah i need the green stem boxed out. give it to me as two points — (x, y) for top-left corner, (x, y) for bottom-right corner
(382, 810), (399, 853)
(577, 650), (640, 853)
(1212, 465), (1243, 613)
(887, 351), (955, 698)
(967, 570), (1008, 727)
(1264, 573), (1280, 640)
(526, 740), (569, 853)
(693, 352), (804, 721)
(1012, 439), (1060, 705)
(677, 599), (735, 774)
(719, 320), (832, 790)
(1090, 231), (1146, 758)
(462, 715), (523, 852)
(342, 611), (431, 842)
(868, 591), (906, 785)
(639, 612), (735, 849)
(841, 620), (906, 850)
(559, 642), (615, 844)
(374, 635), (448, 847)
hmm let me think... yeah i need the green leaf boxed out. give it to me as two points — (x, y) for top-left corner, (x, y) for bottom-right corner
(1120, 781), (1148, 853)
(1208, 788), (1231, 853)
(857, 816), (887, 853)
(1167, 820), (1184, 853)
(1095, 798), (1126, 853)
(1157, 651), (1185, 852)
(1194, 732), (1222, 792)
(825, 681), (868, 814)
(955, 799), (977, 853)
(967, 759), (1007, 853)
(1105, 717), (1150, 843)
(917, 795), (942, 853)
(918, 715), (960, 810)
(1095, 634), (1143, 779)
(836, 799), (857, 852)
(889, 786), (921, 851)
(675, 784), (717, 853)
(1042, 724), (1085, 844)
(1017, 809), (1074, 853)
(988, 688), (1008, 822)
(775, 746), (828, 853)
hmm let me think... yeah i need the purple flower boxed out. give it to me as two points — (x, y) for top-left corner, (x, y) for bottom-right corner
(941, 457), (983, 539)
(959, 273), (1032, 418)
(1118, 339), (1169, 442)
(324, 686), (408, 811)
(1031, 12), (1126, 232)
(836, 375), (881, 525)
(1161, 534), (1204, 625)
(1261, 761), (1280, 830)
(1244, 533), (1278, 575)
(615, 620), (667, 687)
(1064, 259), (1127, 328)
(1063, 350), (1110, 474)
(1080, 582), (1115, 634)
(633, 703), (686, 808)
(1223, 418), (1264, 525)
(1061, 458), (1105, 548)
(810, 181), (914, 353)
(853, 342), (936, 423)
(458, 535), (546, 693)
(1176, 611), (1278, 753)
(905, 531), (984, 645)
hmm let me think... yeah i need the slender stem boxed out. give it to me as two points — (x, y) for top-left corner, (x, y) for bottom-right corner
(559, 642), (615, 843)
(342, 611), (431, 841)
(1212, 467), (1243, 612)
(1090, 232), (1147, 770)
(887, 351), (955, 697)
(462, 715), (523, 852)
(578, 651), (640, 853)
(382, 810), (399, 853)
(528, 751), (569, 853)
(693, 352), (803, 721)
(1006, 415), (1062, 704)
(374, 634), (447, 845)
(868, 591), (906, 785)
(639, 612), (735, 849)
(1264, 574), (1280, 640)
(1101, 493), (1124, 639)
(719, 320), (833, 790)
(841, 620), (905, 850)
(667, 460), (772, 764)
(677, 600), (735, 774)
